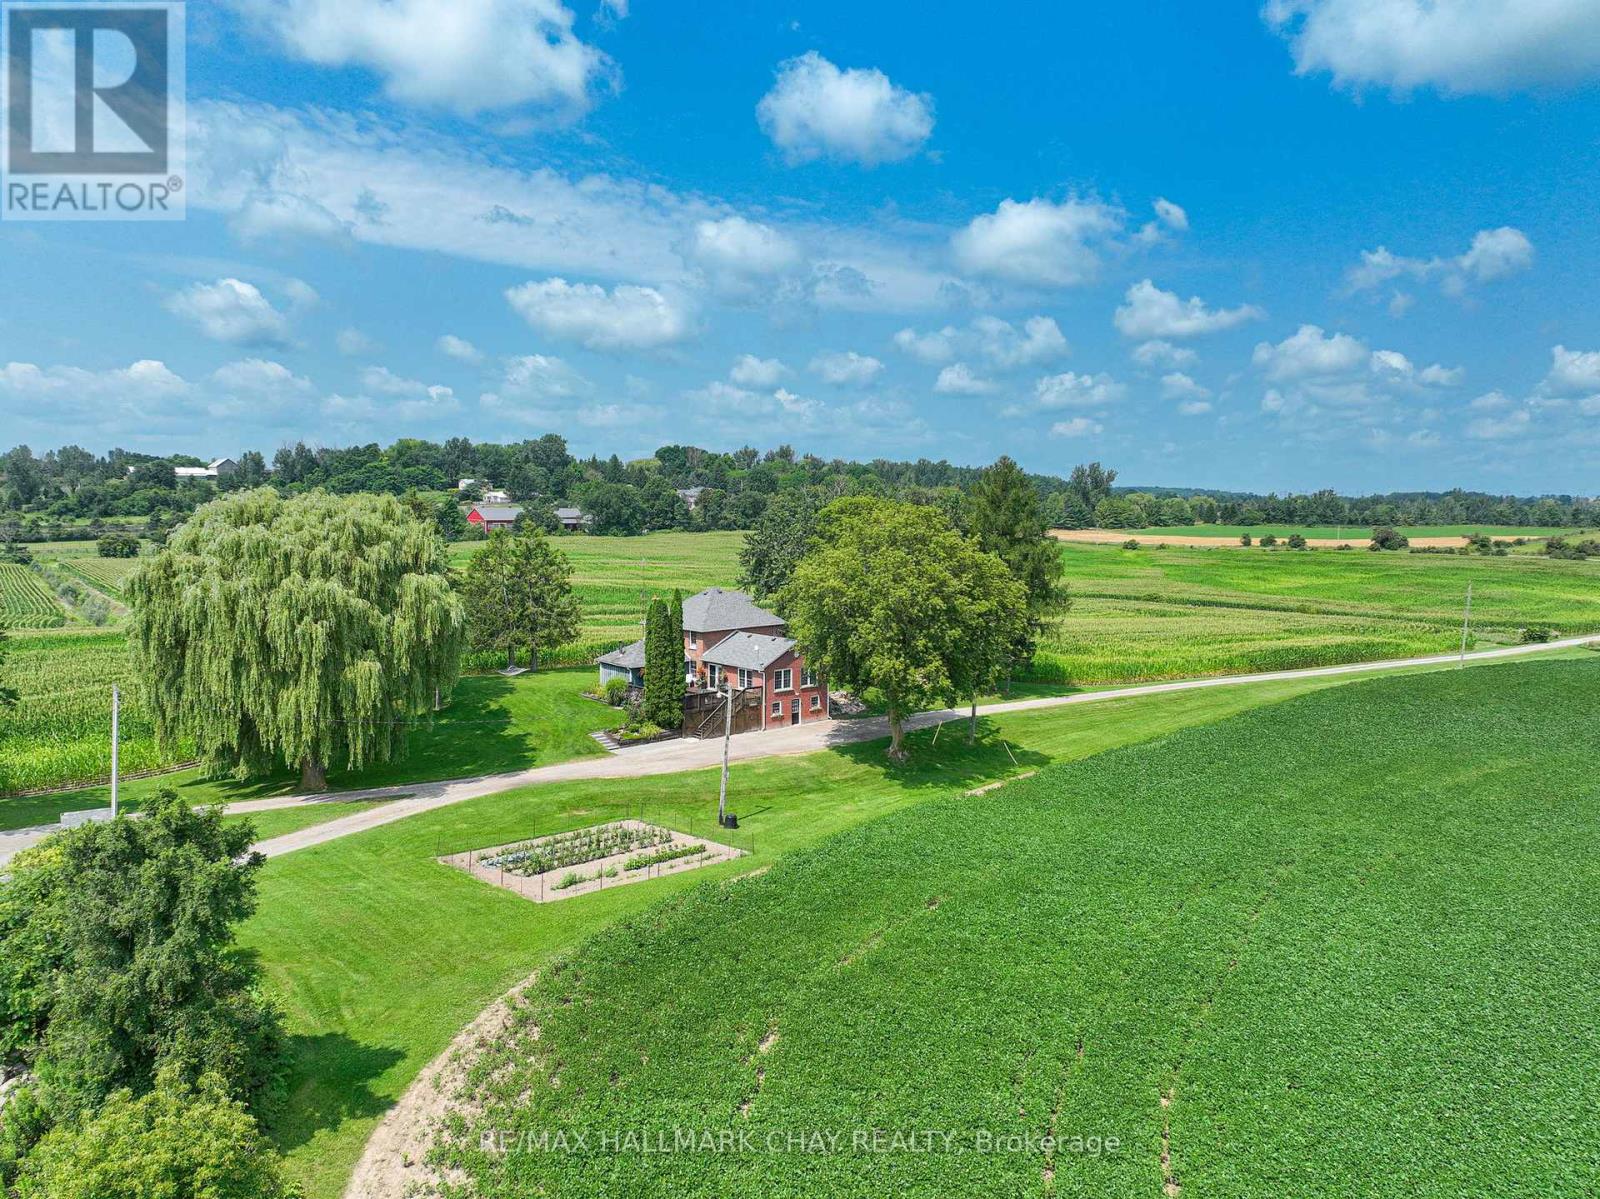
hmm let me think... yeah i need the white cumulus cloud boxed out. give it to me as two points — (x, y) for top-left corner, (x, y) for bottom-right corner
(953, 197), (1123, 287)
(505, 278), (692, 350)
(1252, 324), (1370, 381)
(730, 355), (788, 388)
(1131, 339), (1198, 369)
(1048, 416), (1103, 439)
(232, 0), (613, 117)
(1345, 227), (1534, 299)
(756, 52), (934, 166)
(689, 215), (803, 288)
(933, 363), (997, 396)
(1264, 0), (1600, 95)
(166, 278), (293, 346)
(437, 334), (483, 363)
(1114, 280), (1265, 339)
(809, 350), (884, 386)
(1542, 345), (1600, 395)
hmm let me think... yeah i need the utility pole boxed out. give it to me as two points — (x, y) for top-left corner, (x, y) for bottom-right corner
(110, 684), (120, 818)
(1458, 582), (1473, 667)
(717, 680), (735, 827)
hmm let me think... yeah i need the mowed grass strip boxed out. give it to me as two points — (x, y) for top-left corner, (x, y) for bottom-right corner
(437, 658), (1600, 1199)
(242, 669), (1386, 1199)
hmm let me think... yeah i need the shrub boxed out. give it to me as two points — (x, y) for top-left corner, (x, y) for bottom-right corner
(15, 1071), (298, 1199)
(1287, 533), (1307, 550)
(1370, 526), (1409, 551)
(1239, 534), (1252, 546)
(1121, 539), (1140, 550)
(1259, 534), (1278, 547)
(602, 677), (629, 706)
(95, 532), (139, 559)
(1520, 627), (1555, 644)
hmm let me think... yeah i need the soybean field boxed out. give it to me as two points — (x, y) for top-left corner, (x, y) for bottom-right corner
(435, 658), (1600, 1199)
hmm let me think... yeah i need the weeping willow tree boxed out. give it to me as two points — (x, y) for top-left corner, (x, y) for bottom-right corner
(126, 489), (464, 791)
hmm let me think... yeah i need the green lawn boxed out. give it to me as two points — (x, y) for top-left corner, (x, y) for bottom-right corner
(229, 653), (1579, 1198)
(0, 667), (616, 831)
(433, 657), (1600, 1198)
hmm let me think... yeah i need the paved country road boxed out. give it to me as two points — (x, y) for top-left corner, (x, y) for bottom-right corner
(3, 635), (1595, 869)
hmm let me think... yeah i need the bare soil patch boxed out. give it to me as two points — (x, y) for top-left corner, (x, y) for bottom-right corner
(441, 819), (745, 903)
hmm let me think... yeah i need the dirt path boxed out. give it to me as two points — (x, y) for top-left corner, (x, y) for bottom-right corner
(342, 973), (537, 1199)
(2, 635), (1593, 871)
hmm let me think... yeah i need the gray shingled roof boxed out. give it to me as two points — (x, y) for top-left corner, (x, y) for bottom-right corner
(597, 638), (646, 669)
(701, 631), (795, 672)
(681, 587), (785, 634)
(473, 504), (523, 522)
(555, 507), (590, 522)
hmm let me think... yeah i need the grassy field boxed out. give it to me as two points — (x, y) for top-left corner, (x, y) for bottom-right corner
(450, 530), (745, 653)
(243, 666), (1408, 1198)
(0, 667), (616, 829)
(0, 562), (65, 628)
(1033, 541), (1600, 683)
(431, 657), (1600, 1198)
(1097, 523), (1587, 541)
(8, 531), (1598, 801)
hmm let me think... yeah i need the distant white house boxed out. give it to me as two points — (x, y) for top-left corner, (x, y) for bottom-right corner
(457, 478), (477, 492)
(677, 487), (705, 511)
(173, 457), (237, 480)
(481, 488), (511, 504)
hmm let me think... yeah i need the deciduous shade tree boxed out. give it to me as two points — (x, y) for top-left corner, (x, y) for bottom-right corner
(738, 490), (818, 601)
(126, 489), (464, 791)
(780, 498), (1028, 761)
(458, 528), (582, 673)
(16, 1070), (298, 1199)
(95, 531), (139, 558)
(0, 792), (282, 1165)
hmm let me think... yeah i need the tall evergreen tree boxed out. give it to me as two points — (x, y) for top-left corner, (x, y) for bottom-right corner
(127, 489), (463, 791)
(738, 490), (817, 601)
(969, 456), (1070, 673)
(642, 598), (681, 729)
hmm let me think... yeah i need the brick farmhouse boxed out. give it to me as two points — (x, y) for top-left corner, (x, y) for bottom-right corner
(598, 587), (828, 734)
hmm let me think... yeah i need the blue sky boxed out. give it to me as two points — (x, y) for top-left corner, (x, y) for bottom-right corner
(4, 0), (1600, 494)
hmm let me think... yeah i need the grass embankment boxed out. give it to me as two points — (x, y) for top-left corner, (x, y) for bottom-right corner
(233, 654), (1584, 1197)
(437, 657), (1600, 1198)
(0, 667), (615, 831)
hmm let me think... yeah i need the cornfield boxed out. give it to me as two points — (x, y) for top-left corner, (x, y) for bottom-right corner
(0, 628), (190, 794)
(0, 563), (65, 628)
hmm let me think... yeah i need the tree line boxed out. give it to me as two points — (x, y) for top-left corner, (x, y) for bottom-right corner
(5, 439), (1591, 542)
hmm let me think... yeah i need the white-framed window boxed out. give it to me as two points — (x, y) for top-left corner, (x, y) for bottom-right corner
(707, 663), (723, 687)
(810, 694), (821, 711)
(771, 700), (782, 716)
(737, 667), (755, 689)
(773, 668), (793, 692)
(801, 668), (817, 688)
